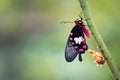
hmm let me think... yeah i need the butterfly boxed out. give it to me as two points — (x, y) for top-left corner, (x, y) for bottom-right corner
(65, 18), (90, 62)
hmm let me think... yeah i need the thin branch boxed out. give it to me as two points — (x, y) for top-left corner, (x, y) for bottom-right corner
(78, 0), (120, 80)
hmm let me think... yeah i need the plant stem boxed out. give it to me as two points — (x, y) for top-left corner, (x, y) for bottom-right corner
(78, 0), (120, 80)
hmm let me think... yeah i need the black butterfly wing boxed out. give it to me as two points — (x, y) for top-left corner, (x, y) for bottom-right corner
(65, 26), (88, 62)
(65, 39), (78, 62)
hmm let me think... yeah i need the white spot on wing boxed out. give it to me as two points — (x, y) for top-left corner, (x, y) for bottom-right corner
(74, 37), (83, 44)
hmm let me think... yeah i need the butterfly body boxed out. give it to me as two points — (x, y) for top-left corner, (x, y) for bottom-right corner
(65, 19), (90, 62)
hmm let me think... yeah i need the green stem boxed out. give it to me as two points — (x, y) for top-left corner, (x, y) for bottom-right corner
(78, 0), (120, 80)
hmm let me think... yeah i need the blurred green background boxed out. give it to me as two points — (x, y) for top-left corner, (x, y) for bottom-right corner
(0, 0), (120, 80)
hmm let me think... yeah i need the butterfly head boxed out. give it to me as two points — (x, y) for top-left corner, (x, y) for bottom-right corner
(74, 18), (83, 26)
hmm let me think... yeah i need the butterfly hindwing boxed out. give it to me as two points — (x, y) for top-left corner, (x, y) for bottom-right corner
(65, 40), (78, 62)
(65, 26), (88, 62)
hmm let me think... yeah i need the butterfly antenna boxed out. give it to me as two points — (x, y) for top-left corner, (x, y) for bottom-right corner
(79, 12), (83, 20)
(61, 21), (73, 24)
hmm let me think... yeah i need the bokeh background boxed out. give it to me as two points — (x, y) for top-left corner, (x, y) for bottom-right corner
(0, 0), (120, 80)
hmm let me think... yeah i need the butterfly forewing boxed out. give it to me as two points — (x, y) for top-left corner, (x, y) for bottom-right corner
(65, 26), (88, 62)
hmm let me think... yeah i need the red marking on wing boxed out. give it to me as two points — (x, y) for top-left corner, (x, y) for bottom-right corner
(74, 20), (91, 38)
(79, 49), (84, 52)
(70, 33), (73, 36)
(82, 27), (91, 38)
(69, 37), (73, 40)
(71, 42), (74, 45)
(74, 46), (78, 49)
(83, 45), (87, 49)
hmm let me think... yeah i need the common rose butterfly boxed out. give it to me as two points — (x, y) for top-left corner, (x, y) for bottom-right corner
(65, 17), (90, 62)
